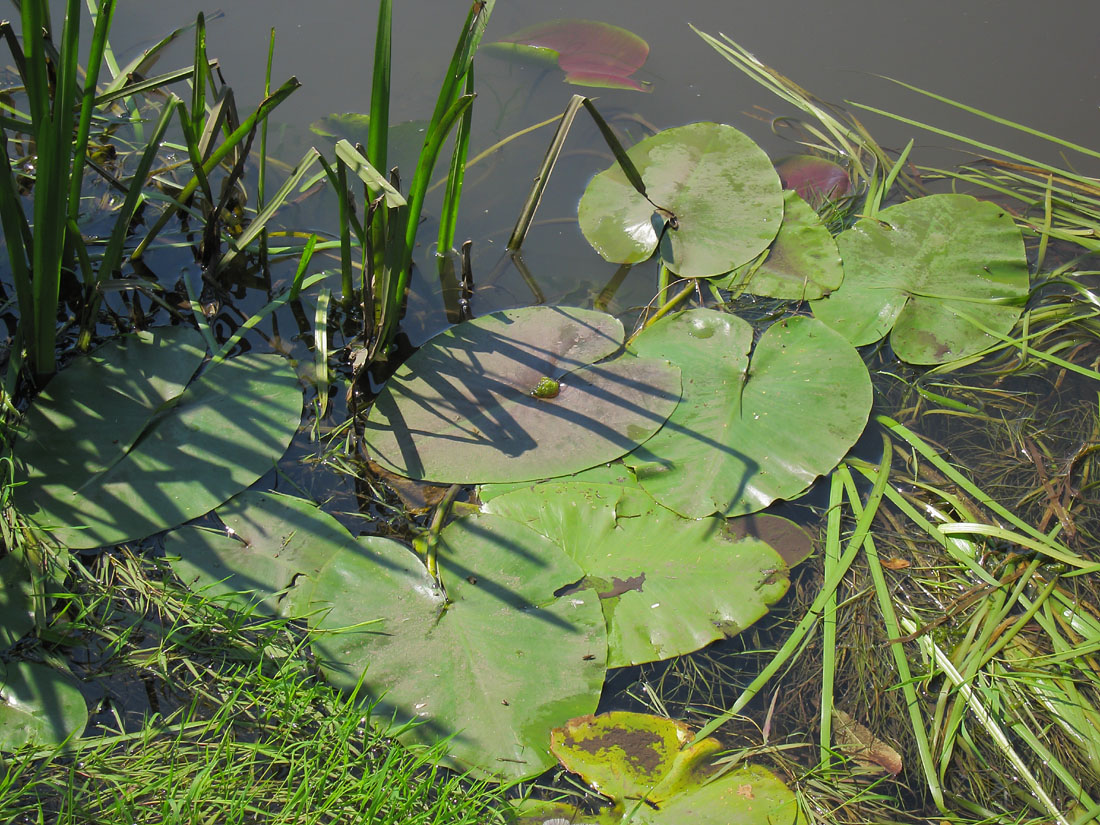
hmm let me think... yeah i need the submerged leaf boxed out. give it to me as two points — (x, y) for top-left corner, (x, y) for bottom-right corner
(485, 480), (798, 666)
(492, 19), (649, 91)
(311, 512), (607, 781)
(775, 154), (851, 208)
(625, 309), (871, 517)
(362, 307), (681, 484)
(578, 123), (783, 277)
(15, 328), (302, 549)
(812, 194), (1029, 364)
(833, 709), (904, 775)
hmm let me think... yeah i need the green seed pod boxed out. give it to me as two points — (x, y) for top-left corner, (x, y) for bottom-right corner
(530, 376), (561, 399)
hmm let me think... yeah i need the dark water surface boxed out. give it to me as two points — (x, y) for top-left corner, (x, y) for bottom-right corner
(108, 0), (1100, 160)
(101, 0), (1100, 336)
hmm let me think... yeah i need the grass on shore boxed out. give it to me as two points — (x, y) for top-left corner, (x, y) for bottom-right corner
(0, 549), (508, 825)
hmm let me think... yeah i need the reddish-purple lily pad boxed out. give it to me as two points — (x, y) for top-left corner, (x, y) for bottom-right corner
(493, 19), (650, 91)
(775, 154), (851, 208)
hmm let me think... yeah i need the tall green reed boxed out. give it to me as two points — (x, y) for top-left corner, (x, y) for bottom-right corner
(1, 2), (308, 387)
(325, 0), (493, 371)
(0, 0), (115, 380)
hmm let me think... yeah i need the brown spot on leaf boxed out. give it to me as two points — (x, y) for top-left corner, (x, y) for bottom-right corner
(572, 727), (665, 774)
(598, 573), (646, 599)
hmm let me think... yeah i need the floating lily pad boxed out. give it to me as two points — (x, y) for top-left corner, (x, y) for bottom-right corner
(165, 490), (350, 617)
(510, 712), (804, 824)
(362, 307), (681, 484)
(478, 461), (643, 504)
(625, 309), (871, 517)
(811, 194), (1029, 364)
(578, 123), (783, 278)
(0, 660), (87, 750)
(775, 154), (851, 208)
(492, 19), (649, 91)
(722, 190), (844, 300)
(311, 512), (607, 781)
(14, 327), (303, 549)
(484, 481), (798, 666)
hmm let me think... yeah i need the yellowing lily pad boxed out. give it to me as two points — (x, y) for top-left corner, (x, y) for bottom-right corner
(509, 712), (804, 824)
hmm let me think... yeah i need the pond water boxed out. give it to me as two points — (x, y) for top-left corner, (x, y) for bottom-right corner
(28, 0), (1099, 801)
(101, 0), (1100, 348)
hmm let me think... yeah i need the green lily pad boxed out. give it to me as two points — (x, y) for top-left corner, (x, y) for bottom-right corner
(362, 307), (681, 484)
(625, 309), (871, 517)
(478, 461), (644, 504)
(578, 123), (783, 278)
(484, 481), (797, 666)
(14, 328), (303, 549)
(721, 190), (844, 300)
(811, 194), (1029, 364)
(508, 712), (804, 824)
(491, 19), (650, 91)
(311, 512), (607, 781)
(164, 490), (349, 618)
(0, 660), (87, 749)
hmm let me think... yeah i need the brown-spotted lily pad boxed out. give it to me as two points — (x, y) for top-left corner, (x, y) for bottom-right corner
(508, 712), (804, 824)
(484, 481), (800, 667)
(361, 307), (681, 484)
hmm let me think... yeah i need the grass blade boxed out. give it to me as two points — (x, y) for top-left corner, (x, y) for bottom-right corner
(818, 470), (843, 769)
(314, 287), (332, 418)
(333, 140), (405, 207)
(367, 0), (391, 178)
(131, 75), (301, 260)
(838, 466), (945, 810)
(691, 433), (893, 744)
(218, 148), (322, 271)
(66, 0), (115, 225)
(437, 65), (475, 257)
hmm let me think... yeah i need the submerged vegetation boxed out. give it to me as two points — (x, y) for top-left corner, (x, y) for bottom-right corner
(0, 0), (1098, 823)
